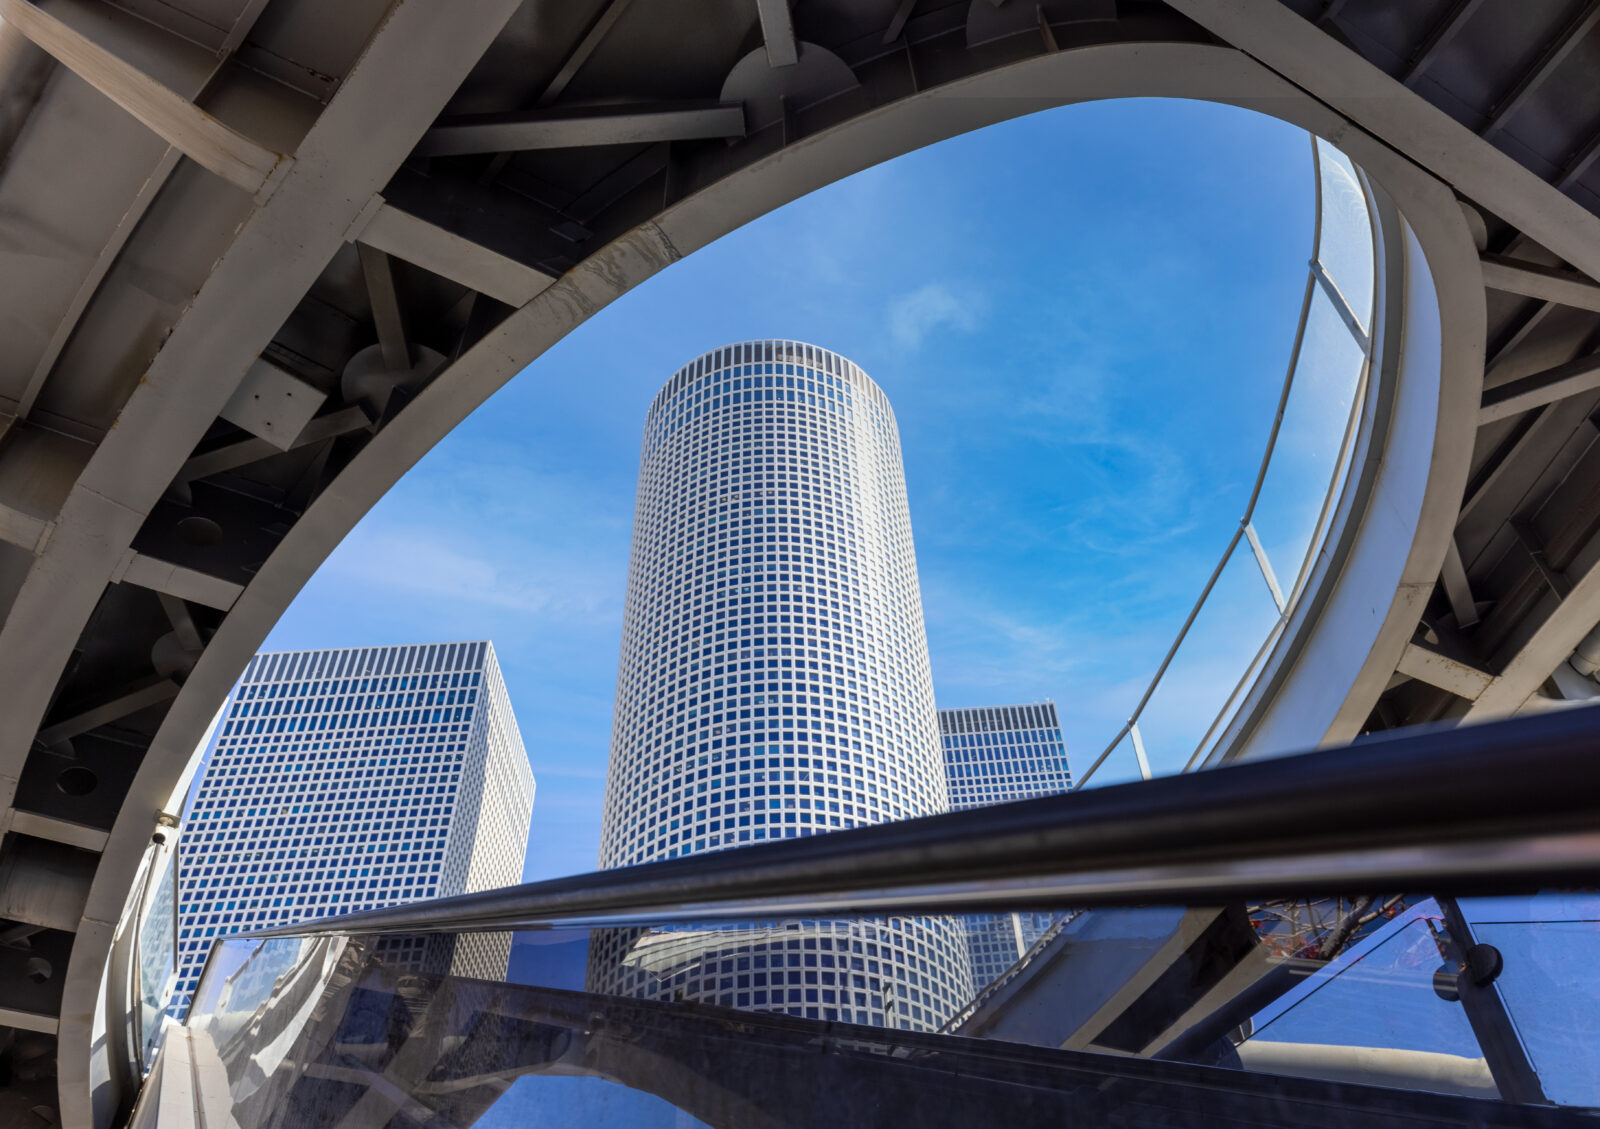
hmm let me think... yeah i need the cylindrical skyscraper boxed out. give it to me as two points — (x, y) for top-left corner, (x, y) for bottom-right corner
(591, 341), (971, 1031)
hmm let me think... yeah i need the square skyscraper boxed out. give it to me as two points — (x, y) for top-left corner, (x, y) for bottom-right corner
(171, 641), (534, 1012)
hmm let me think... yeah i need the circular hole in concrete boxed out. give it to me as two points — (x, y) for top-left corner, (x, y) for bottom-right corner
(56, 765), (97, 796)
(176, 515), (223, 546)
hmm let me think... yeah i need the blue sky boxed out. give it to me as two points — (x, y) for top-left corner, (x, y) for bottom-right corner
(262, 97), (1315, 881)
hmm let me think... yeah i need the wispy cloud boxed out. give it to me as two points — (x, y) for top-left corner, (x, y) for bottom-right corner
(887, 283), (984, 349)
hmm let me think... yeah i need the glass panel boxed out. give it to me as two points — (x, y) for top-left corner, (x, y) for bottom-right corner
(1131, 540), (1282, 778)
(1249, 283), (1365, 593)
(1461, 894), (1600, 1107)
(1241, 899), (1493, 1099)
(136, 846), (178, 1066)
(1314, 137), (1375, 333)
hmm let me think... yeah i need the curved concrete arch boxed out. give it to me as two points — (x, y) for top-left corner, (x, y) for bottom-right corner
(52, 35), (1491, 1128)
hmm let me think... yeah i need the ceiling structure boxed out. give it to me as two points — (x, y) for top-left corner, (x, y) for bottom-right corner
(0, 0), (1597, 1125)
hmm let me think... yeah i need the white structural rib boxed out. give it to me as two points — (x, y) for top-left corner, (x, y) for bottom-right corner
(0, 0), (282, 192)
(1164, 0), (1600, 284)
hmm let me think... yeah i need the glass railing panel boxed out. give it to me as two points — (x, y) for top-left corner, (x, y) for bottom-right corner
(1460, 893), (1600, 1107)
(1129, 539), (1282, 778)
(163, 899), (1596, 1129)
(1239, 899), (1494, 1098)
(136, 843), (178, 1067)
(1248, 282), (1366, 592)
(1314, 137), (1375, 334)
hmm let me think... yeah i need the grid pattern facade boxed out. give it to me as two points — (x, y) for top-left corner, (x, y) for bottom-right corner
(939, 702), (1071, 810)
(173, 641), (535, 1010)
(939, 703), (1071, 990)
(592, 341), (971, 1030)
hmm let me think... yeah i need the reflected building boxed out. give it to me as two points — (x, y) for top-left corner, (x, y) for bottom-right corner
(173, 641), (535, 1013)
(590, 341), (972, 1029)
(939, 702), (1072, 990)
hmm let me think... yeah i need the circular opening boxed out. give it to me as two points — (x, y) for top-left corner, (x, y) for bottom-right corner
(56, 765), (97, 797)
(176, 515), (224, 546)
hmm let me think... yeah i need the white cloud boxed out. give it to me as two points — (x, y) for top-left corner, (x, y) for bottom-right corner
(886, 283), (983, 349)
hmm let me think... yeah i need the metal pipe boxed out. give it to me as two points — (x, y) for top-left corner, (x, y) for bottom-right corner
(1567, 618), (1600, 676)
(245, 708), (1600, 938)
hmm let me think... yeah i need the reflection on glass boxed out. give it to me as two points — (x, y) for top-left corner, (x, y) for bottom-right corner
(1314, 138), (1375, 333)
(587, 917), (974, 1031)
(1249, 283), (1365, 588)
(168, 920), (1568, 1129)
(1132, 540), (1282, 775)
(1241, 901), (1493, 1099)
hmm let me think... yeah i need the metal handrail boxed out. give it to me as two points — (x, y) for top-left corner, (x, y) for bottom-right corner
(242, 707), (1600, 939)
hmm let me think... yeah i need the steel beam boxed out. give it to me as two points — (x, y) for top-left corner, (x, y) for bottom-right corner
(1479, 0), (1600, 141)
(1479, 254), (1600, 314)
(1440, 538), (1480, 628)
(1395, 640), (1491, 700)
(418, 103), (746, 156)
(1478, 349), (1600, 424)
(1465, 554), (1600, 719)
(113, 553), (244, 611)
(174, 405), (372, 487)
(0, 502), (49, 553)
(357, 246), (410, 372)
(357, 201), (556, 308)
(757, 0), (799, 68)
(1164, 0), (1600, 283)
(0, 0), (283, 192)
(1399, 0), (1486, 84)
(536, 0), (636, 107)
(7, 811), (109, 853)
(34, 679), (179, 746)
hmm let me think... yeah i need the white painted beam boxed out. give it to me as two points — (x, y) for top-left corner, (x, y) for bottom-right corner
(176, 404), (372, 485)
(1395, 641), (1492, 700)
(0, 1006), (58, 1034)
(417, 103), (746, 156)
(1466, 554), (1600, 720)
(0, 0), (284, 192)
(35, 678), (179, 746)
(0, 502), (50, 553)
(1479, 254), (1600, 314)
(8, 810), (109, 853)
(1479, 349), (1600, 424)
(114, 552), (244, 611)
(359, 202), (555, 308)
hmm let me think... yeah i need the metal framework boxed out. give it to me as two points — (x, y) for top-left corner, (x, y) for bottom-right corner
(0, 1), (1597, 1126)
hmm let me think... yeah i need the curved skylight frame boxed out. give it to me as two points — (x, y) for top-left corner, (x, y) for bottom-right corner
(1075, 134), (1380, 789)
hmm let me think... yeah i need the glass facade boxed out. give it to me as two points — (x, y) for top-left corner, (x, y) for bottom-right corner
(592, 341), (972, 1029)
(939, 702), (1072, 989)
(171, 641), (535, 1013)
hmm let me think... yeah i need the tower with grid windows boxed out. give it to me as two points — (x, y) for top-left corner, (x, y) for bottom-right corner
(590, 340), (972, 1030)
(172, 641), (534, 1012)
(939, 702), (1073, 990)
